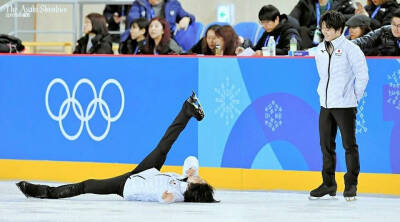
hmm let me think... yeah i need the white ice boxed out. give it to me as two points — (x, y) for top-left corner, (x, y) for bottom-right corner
(0, 181), (399, 222)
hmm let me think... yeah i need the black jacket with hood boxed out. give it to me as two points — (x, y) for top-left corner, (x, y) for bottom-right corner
(254, 14), (302, 55)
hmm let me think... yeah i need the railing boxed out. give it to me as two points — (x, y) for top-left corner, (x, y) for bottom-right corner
(22, 41), (73, 53)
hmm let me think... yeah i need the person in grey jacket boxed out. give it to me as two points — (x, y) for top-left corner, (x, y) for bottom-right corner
(310, 11), (369, 200)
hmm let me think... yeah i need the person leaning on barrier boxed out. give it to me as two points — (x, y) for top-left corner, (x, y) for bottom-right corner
(16, 92), (218, 203)
(352, 8), (400, 56)
(355, 0), (399, 30)
(345, 14), (377, 56)
(290, 0), (355, 49)
(187, 24), (220, 55)
(141, 17), (183, 55)
(73, 13), (113, 54)
(119, 18), (149, 55)
(253, 4), (302, 55)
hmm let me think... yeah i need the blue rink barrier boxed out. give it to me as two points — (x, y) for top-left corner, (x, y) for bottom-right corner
(0, 55), (399, 175)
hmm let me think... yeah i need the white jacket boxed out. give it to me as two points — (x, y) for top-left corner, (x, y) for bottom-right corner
(123, 156), (200, 203)
(315, 35), (369, 108)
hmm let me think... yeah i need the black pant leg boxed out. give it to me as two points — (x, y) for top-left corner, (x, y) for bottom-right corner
(332, 108), (360, 186)
(81, 172), (132, 197)
(130, 106), (191, 174)
(319, 107), (338, 186)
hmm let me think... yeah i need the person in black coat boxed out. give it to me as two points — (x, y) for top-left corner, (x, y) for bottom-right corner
(73, 13), (114, 54)
(290, 0), (355, 48)
(355, 0), (399, 30)
(346, 14), (378, 56)
(119, 18), (149, 55)
(352, 8), (400, 56)
(141, 17), (183, 55)
(103, 4), (132, 42)
(254, 5), (302, 55)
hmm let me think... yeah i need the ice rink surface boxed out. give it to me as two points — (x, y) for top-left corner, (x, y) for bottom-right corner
(0, 181), (399, 222)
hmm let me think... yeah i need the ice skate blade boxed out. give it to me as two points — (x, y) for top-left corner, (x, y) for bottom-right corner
(308, 195), (337, 200)
(345, 197), (357, 201)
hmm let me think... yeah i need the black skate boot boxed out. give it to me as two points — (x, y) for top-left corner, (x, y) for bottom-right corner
(309, 183), (337, 200)
(343, 184), (357, 201)
(16, 181), (50, 198)
(183, 91), (205, 121)
(16, 181), (83, 199)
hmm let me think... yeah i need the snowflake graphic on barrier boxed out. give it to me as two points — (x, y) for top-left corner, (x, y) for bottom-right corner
(356, 92), (367, 134)
(387, 69), (400, 110)
(214, 77), (241, 125)
(264, 100), (283, 132)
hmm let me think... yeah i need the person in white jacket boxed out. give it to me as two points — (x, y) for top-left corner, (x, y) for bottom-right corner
(16, 92), (217, 203)
(310, 10), (369, 201)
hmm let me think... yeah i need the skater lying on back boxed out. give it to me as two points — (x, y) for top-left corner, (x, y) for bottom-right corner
(16, 92), (218, 203)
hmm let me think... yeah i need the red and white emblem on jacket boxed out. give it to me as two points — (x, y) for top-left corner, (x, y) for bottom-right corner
(335, 49), (343, 56)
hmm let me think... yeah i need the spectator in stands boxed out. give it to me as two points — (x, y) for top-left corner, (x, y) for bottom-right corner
(119, 18), (149, 55)
(127, 0), (195, 34)
(142, 17), (183, 55)
(346, 14), (377, 56)
(214, 25), (251, 56)
(347, 15), (372, 40)
(74, 13), (113, 54)
(352, 8), (400, 56)
(355, 0), (399, 30)
(290, 0), (355, 49)
(103, 5), (132, 42)
(254, 5), (302, 55)
(187, 24), (220, 55)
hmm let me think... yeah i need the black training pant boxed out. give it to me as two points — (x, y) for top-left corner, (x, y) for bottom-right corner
(76, 105), (191, 197)
(319, 107), (360, 187)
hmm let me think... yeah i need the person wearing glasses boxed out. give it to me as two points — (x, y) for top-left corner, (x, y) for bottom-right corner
(353, 8), (400, 56)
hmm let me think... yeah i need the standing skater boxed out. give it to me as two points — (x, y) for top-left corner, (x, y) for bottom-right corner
(16, 92), (217, 203)
(310, 10), (369, 201)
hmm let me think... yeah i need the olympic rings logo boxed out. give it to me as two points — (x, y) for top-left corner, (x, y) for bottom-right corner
(45, 78), (125, 141)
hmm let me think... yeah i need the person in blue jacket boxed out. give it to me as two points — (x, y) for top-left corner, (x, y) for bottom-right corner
(127, 0), (195, 36)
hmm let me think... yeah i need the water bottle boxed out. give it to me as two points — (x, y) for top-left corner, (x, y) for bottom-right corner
(120, 16), (126, 33)
(289, 35), (297, 56)
(267, 36), (276, 56)
(215, 44), (223, 56)
(290, 35), (297, 56)
(313, 28), (322, 45)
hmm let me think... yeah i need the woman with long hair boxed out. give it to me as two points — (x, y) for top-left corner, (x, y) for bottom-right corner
(73, 13), (113, 54)
(188, 24), (220, 55)
(142, 17), (183, 55)
(214, 25), (241, 56)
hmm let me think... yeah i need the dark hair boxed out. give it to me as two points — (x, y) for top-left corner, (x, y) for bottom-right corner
(215, 25), (240, 56)
(393, 8), (400, 18)
(184, 183), (217, 203)
(201, 24), (220, 54)
(144, 17), (171, 54)
(320, 10), (346, 34)
(130, 18), (149, 30)
(258, 5), (280, 21)
(86, 13), (109, 35)
(359, 25), (372, 35)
